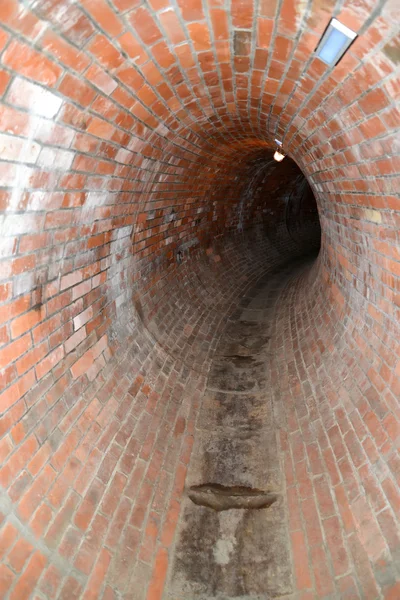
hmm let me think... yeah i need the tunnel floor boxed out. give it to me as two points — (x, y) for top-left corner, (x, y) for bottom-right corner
(167, 260), (304, 598)
(160, 251), (398, 600)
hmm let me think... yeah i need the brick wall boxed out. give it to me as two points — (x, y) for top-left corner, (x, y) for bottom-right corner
(0, 0), (399, 598)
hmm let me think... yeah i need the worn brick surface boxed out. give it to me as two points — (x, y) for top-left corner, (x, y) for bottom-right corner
(0, 0), (399, 598)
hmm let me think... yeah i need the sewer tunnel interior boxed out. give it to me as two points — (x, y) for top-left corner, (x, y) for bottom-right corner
(0, 1), (399, 599)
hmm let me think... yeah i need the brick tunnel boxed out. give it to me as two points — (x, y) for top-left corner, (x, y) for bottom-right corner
(0, 0), (399, 598)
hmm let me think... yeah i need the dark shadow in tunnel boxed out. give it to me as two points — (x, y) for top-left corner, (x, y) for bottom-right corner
(284, 172), (321, 255)
(237, 151), (321, 262)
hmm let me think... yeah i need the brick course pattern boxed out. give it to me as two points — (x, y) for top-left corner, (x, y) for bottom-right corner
(0, 0), (399, 598)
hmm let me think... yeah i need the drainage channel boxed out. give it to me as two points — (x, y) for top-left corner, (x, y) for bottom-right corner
(166, 264), (300, 599)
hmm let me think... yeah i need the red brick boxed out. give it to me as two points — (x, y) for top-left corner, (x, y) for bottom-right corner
(75, 479), (106, 531)
(46, 492), (81, 549)
(40, 30), (90, 73)
(18, 465), (56, 521)
(0, 435), (39, 488)
(74, 447), (103, 495)
(131, 481), (153, 528)
(27, 442), (52, 476)
(16, 340), (48, 376)
(105, 496), (132, 548)
(385, 581), (400, 599)
(100, 471), (127, 516)
(38, 564), (63, 599)
(70, 348), (94, 379)
(334, 483), (355, 533)
(74, 514), (108, 575)
(337, 574), (360, 599)
(301, 496), (323, 547)
(310, 544), (335, 597)
(30, 502), (53, 538)
(3, 40), (62, 86)
(348, 532), (380, 598)
(58, 576), (83, 600)
(8, 471), (32, 503)
(323, 516), (349, 576)
(0, 334), (31, 369)
(0, 523), (18, 560)
(82, 0), (124, 36)
(382, 477), (400, 513)
(146, 547), (168, 600)
(0, 564), (15, 597)
(9, 551), (47, 600)
(35, 345), (64, 380)
(82, 548), (111, 600)
(359, 88), (390, 115)
(0, 435), (14, 464)
(314, 475), (335, 517)
(139, 511), (160, 563)
(7, 538), (33, 572)
(129, 7), (162, 45)
(0, 69), (10, 96)
(291, 530), (312, 590)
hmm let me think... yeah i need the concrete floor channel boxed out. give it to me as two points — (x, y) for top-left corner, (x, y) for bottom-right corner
(167, 263), (304, 599)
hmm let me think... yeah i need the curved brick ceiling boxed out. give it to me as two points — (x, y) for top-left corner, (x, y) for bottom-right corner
(0, 0), (399, 598)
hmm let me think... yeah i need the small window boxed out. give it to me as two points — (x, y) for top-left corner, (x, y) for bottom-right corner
(315, 18), (357, 66)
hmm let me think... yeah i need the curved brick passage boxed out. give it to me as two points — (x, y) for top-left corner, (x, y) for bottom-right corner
(0, 0), (399, 599)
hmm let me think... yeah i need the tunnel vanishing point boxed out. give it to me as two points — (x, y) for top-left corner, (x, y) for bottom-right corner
(0, 0), (399, 598)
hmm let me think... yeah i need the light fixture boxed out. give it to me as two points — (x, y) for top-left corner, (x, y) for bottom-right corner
(273, 149), (285, 162)
(315, 18), (357, 66)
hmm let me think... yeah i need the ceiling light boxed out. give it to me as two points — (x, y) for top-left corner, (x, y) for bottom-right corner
(274, 149), (285, 162)
(275, 139), (283, 146)
(315, 18), (357, 66)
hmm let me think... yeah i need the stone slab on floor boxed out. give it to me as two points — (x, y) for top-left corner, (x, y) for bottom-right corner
(198, 390), (272, 431)
(168, 497), (292, 599)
